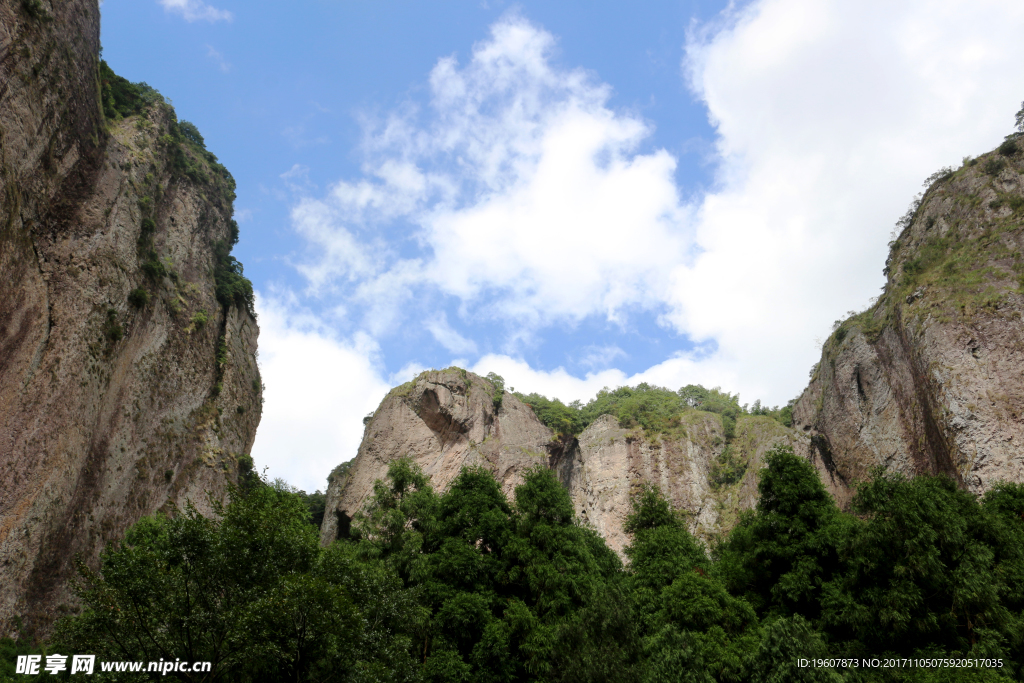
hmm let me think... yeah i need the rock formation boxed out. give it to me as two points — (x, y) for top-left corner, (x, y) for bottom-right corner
(552, 413), (816, 555)
(324, 136), (1024, 552)
(319, 369), (552, 544)
(0, 0), (261, 636)
(321, 369), (814, 554)
(793, 140), (1024, 497)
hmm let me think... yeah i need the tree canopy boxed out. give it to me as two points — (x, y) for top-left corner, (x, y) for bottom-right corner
(47, 449), (1024, 681)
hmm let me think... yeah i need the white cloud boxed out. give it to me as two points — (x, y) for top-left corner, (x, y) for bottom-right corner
(426, 313), (479, 355)
(294, 14), (693, 329)
(249, 294), (391, 493)
(671, 0), (1024, 402)
(206, 45), (231, 73)
(159, 0), (232, 23)
(576, 344), (626, 371)
(275, 2), (1024, 432)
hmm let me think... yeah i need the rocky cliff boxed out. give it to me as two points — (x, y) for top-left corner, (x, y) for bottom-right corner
(0, 0), (261, 636)
(793, 137), (1024, 497)
(551, 412), (820, 555)
(319, 369), (552, 544)
(321, 369), (814, 554)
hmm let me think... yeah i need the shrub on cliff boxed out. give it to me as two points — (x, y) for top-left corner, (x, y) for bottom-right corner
(99, 61), (162, 121)
(519, 381), (800, 438)
(213, 220), (255, 315)
(514, 392), (583, 437)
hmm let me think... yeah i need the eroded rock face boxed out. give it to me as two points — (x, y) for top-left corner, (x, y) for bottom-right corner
(319, 370), (553, 544)
(0, 1), (261, 636)
(794, 143), (1024, 496)
(322, 369), (814, 555)
(553, 414), (813, 555)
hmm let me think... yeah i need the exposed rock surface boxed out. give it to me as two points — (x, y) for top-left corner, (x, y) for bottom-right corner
(320, 369), (552, 544)
(551, 413), (812, 555)
(0, 0), (261, 636)
(794, 140), (1024, 497)
(321, 369), (813, 555)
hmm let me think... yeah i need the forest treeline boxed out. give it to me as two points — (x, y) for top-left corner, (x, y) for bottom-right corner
(4, 448), (1023, 682)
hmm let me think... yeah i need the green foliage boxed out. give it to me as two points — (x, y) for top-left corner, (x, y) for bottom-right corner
(102, 308), (123, 343)
(236, 452), (260, 493)
(819, 474), (1024, 665)
(518, 381), (798, 437)
(99, 60), (162, 121)
(41, 448), (1024, 681)
(0, 636), (47, 682)
(983, 157), (1007, 176)
(777, 404), (794, 427)
(177, 120), (206, 149)
(584, 383), (691, 434)
(485, 372), (505, 411)
(716, 446), (844, 619)
(721, 414), (736, 440)
(297, 489), (327, 529)
(998, 139), (1019, 157)
(329, 460), (354, 485)
(127, 287), (149, 308)
(710, 446), (747, 488)
(137, 216), (156, 251)
(514, 392), (583, 437)
(410, 464), (625, 681)
(191, 308), (209, 329)
(351, 458), (439, 580)
(622, 484), (843, 683)
(140, 250), (166, 280)
(20, 0), (51, 21)
(53, 485), (422, 683)
(213, 235), (255, 315)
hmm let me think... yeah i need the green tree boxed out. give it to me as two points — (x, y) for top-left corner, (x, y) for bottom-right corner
(54, 485), (421, 682)
(177, 121), (206, 149)
(819, 474), (1024, 672)
(376, 463), (628, 682)
(716, 445), (845, 620)
(513, 393), (583, 437)
(351, 458), (439, 582)
(624, 485), (756, 683)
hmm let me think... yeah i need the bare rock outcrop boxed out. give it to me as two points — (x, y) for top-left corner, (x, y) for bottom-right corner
(0, 0), (261, 636)
(552, 413), (812, 555)
(322, 368), (814, 555)
(320, 369), (552, 544)
(794, 141), (1024, 496)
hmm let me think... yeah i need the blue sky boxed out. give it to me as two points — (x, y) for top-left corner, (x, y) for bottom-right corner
(101, 0), (1024, 492)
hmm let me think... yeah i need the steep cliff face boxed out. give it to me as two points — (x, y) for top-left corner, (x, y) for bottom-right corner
(0, 1), (261, 636)
(551, 413), (813, 555)
(321, 369), (813, 554)
(319, 369), (552, 544)
(794, 138), (1024, 496)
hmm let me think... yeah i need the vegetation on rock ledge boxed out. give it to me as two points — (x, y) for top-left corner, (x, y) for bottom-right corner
(100, 60), (254, 317)
(513, 381), (795, 440)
